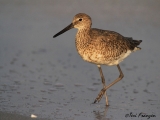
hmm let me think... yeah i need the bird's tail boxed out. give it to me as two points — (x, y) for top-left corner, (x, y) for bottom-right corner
(132, 40), (142, 51)
(126, 37), (142, 51)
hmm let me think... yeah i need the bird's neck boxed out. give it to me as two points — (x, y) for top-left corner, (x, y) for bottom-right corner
(76, 28), (91, 50)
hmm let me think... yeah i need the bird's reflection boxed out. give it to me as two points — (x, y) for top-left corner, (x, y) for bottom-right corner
(93, 106), (111, 120)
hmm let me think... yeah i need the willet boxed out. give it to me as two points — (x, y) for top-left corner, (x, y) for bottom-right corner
(53, 13), (142, 106)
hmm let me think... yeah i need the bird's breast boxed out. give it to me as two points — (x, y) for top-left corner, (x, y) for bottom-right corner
(76, 44), (110, 65)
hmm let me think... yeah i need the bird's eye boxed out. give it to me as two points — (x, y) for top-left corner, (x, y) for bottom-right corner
(79, 18), (82, 21)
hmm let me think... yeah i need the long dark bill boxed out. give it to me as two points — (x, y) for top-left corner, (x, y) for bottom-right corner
(53, 23), (73, 38)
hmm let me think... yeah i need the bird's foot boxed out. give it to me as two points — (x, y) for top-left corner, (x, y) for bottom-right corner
(93, 88), (106, 104)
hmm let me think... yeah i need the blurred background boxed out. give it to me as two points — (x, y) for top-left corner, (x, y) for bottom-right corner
(0, 0), (160, 120)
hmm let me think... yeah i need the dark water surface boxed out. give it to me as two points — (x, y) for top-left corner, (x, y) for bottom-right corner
(0, 0), (160, 120)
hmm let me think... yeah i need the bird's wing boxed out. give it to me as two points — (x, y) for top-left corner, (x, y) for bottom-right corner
(91, 28), (124, 41)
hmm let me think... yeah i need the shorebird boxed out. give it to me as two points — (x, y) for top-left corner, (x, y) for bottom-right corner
(53, 13), (142, 106)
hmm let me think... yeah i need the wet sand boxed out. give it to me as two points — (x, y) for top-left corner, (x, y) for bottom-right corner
(0, 0), (160, 120)
(0, 111), (50, 120)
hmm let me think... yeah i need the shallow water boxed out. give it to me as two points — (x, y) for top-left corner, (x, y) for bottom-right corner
(0, 0), (160, 120)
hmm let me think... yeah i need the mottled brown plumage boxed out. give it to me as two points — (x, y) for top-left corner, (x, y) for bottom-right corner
(53, 13), (142, 106)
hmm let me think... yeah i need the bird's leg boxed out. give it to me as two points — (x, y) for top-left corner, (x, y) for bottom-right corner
(94, 64), (124, 104)
(96, 65), (109, 106)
